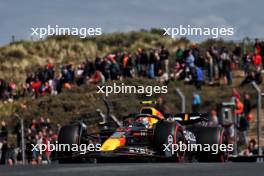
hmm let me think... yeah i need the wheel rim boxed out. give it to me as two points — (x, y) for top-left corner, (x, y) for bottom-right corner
(173, 126), (185, 162)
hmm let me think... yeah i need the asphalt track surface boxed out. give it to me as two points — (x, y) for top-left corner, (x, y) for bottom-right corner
(0, 163), (264, 176)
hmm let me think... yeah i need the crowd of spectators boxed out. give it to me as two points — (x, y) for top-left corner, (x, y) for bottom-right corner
(0, 39), (263, 101)
(0, 117), (59, 165)
(192, 88), (255, 154)
(0, 39), (264, 164)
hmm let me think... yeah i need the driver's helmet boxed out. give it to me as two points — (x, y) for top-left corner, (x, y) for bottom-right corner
(137, 117), (158, 128)
(141, 117), (150, 128)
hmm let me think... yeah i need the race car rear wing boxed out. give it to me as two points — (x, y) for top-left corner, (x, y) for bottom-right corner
(166, 113), (209, 125)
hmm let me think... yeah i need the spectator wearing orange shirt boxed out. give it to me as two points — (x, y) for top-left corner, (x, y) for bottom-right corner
(253, 50), (262, 72)
(235, 98), (244, 116)
(32, 78), (41, 98)
(235, 97), (244, 129)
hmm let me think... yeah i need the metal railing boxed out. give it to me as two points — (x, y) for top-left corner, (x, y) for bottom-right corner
(251, 81), (263, 156)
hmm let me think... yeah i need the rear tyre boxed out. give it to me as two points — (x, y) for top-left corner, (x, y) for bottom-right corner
(153, 121), (185, 162)
(195, 127), (229, 162)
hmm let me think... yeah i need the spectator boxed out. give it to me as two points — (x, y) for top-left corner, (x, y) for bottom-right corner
(159, 45), (170, 74)
(30, 119), (38, 134)
(248, 139), (258, 155)
(32, 78), (41, 98)
(0, 121), (8, 141)
(235, 97), (244, 130)
(261, 41), (264, 69)
(101, 57), (111, 81)
(5, 144), (17, 165)
(240, 70), (262, 86)
(233, 43), (242, 66)
(0, 140), (8, 164)
(185, 50), (195, 82)
(235, 98), (244, 115)
(208, 110), (219, 126)
(0, 79), (8, 100)
(206, 48), (214, 85)
(254, 38), (261, 54)
(75, 64), (85, 86)
(156, 69), (169, 84)
(243, 94), (251, 119)
(242, 52), (252, 76)
(194, 67), (204, 90)
(88, 70), (105, 84)
(175, 47), (184, 64)
(192, 43), (200, 61)
(39, 117), (46, 131)
(53, 73), (63, 94)
(110, 58), (122, 80)
(138, 48), (148, 76)
(147, 49), (156, 78)
(46, 118), (52, 131)
(122, 53), (132, 78)
(221, 48), (232, 85)
(154, 51), (162, 77)
(210, 45), (220, 82)
(253, 49), (262, 72)
(192, 93), (201, 113)
(186, 50), (195, 68)
(94, 58), (102, 74)
(8, 80), (17, 100)
(238, 115), (249, 147)
(84, 59), (95, 78)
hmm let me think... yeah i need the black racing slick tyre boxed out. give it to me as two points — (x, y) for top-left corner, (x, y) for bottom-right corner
(58, 124), (81, 145)
(153, 121), (185, 162)
(57, 124), (81, 163)
(195, 127), (229, 162)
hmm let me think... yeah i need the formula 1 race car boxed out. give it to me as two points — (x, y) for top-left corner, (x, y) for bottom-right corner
(57, 100), (230, 163)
